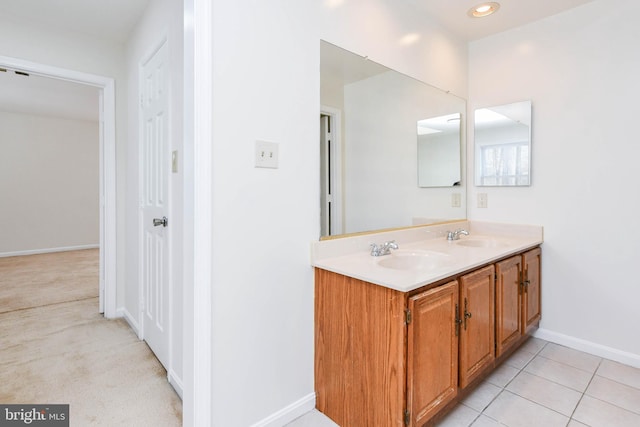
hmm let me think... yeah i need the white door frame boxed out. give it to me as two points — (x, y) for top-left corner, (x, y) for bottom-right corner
(183, 0), (213, 424)
(320, 105), (343, 236)
(0, 55), (118, 318)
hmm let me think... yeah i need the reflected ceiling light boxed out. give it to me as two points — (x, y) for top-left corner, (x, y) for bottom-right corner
(323, 0), (344, 9)
(468, 2), (500, 18)
(399, 33), (421, 46)
(475, 108), (508, 124)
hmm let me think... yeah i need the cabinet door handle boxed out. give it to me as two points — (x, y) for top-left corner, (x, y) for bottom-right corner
(463, 298), (472, 330)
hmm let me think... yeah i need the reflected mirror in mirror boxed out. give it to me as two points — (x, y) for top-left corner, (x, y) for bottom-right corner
(474, 101), (532, 186)
(417, 113), (462, 187)
(320, 40), (466, 238)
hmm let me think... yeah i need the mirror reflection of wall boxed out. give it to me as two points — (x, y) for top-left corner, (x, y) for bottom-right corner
(417, 113), (462, 188)
(474, 101), (532, 186)
(320, 40), (466, 238)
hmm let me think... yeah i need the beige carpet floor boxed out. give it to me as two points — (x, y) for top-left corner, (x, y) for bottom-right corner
(0, 249), (182, 426)
(0, 249), (100, 313)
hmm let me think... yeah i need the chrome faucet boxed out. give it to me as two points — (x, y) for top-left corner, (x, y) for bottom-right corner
(446, 229), (469, 241)
(370, 240), (399, 256)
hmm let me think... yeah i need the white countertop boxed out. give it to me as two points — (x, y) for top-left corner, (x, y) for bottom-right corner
(311, 221), (543, 292)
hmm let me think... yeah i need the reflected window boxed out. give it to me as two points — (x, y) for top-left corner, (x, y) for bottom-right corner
(479, 142), (529, 186)
(474, 100), (531, 187)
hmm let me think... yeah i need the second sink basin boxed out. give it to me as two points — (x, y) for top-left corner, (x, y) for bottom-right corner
(455, 238), (506, 248)
(376, 250), (450, 270)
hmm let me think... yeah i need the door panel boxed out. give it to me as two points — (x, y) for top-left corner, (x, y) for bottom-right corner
(523, 248), (541, 334)
(496, 256), (522, 357)
(140, 40), (170, 369)
(459, 265), (495, 388)
(407, 281), (458, 426)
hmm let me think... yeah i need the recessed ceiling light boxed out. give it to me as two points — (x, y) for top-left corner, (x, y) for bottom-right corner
(468, 2), (500, 18)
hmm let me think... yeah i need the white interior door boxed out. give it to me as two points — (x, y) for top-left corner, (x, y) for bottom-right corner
(140, 40), (170, 369)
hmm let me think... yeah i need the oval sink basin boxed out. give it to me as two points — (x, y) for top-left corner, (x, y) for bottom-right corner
(455, 238), (506, 248)
(376, 250), (450, 270)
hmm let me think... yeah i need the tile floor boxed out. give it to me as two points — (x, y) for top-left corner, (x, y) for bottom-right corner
(286, 338), (640, 427)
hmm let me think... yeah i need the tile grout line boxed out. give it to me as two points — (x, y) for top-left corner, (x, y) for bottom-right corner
(469, 340), (551, 426)
(567, 357), (602, 426)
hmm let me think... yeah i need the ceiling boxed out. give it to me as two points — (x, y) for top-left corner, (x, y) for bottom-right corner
(0, 0), (150, 121)
(405, 0), (599, 41)
(0, 0), (150, 44)
(0, 0), (600, 121)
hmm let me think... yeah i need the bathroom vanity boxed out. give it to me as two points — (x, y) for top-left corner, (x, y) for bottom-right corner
(311, 221), (542, 427)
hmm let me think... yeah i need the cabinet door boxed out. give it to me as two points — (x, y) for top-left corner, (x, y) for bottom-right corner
(459, 265), (495, 388)
(496, 256), (522, 357)
(522, 248), (541, 334)
(407, 281), (458, 427)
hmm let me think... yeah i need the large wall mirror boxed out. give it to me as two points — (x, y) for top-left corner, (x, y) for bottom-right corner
(320, 40), (466, 238)
(474, 101), (532, 186)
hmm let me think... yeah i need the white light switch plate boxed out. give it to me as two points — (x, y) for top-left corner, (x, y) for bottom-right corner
(478, 193), (488, 208)
(255, 140), (279, 169)
(451, 193), (461, 207)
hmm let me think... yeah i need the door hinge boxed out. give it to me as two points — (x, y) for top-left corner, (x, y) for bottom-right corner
(405, 308), (412, 325)
(404, 409), (410, 426)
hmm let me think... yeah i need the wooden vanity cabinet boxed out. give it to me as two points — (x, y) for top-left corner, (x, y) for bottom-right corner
(315, 246), (541, 427)
(458, 265), (495, 388)
(496, 248), (542, 357)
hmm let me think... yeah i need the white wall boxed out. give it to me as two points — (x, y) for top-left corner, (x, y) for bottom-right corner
(124, 0), (185, 395)
(0, 111), (98, 254)
(418, 132), (461, 187)
(468, 0), (640, 363)
(0, 14), (129, 307)
(209, 0), (467, 425)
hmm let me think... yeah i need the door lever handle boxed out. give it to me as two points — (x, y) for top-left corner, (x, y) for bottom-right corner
(153, 216), (168, 227)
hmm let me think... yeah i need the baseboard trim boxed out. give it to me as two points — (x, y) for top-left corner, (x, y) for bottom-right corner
(119, 307), (141, 338)
(168, 370), (184, 400)
(0, 244), (99, 258)
(534, 328), (640, 368)
(250, 393), (316, 427)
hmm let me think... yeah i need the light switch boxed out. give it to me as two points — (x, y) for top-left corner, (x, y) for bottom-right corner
(451, 193), (461, 208)
(255, 140), (279, 169)
(478, 193), (488, 208)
